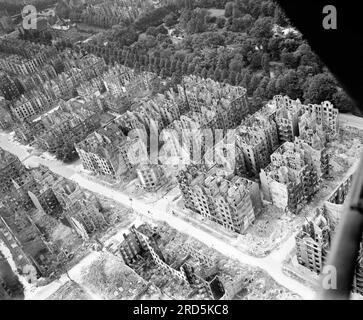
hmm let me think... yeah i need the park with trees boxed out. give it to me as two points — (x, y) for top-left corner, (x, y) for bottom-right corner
(75, 0), (356, 114)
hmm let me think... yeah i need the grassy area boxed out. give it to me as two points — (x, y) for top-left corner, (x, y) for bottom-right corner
(208, 8), (225, 17)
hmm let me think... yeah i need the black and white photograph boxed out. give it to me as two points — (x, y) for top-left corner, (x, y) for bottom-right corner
(0, 0), (362, 308)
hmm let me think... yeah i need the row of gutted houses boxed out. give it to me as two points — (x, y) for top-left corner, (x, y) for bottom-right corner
(295, 166), (363, 295)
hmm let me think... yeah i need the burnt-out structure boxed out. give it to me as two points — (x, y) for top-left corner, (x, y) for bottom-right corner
(178, 166), (262, 234)
(295, 168), (363, 296)
(260, 139), (320, 213)
(0, 152), (109, 278)
(119, 224), (225, 300)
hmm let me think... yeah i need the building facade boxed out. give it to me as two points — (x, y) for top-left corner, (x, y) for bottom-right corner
(260, 140), (319, 213)
(177, 167), (262, 234)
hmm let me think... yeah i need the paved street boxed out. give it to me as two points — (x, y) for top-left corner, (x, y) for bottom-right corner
(339, 113), (363, 130)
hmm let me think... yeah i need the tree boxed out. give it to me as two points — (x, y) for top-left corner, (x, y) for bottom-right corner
(201, 67), (208, 79)
(294, 43), (322, 73)
(225, 2), (234, 18)
(266, 77), (277, 97)
(170, 58), (178, 73)
(229, 71), (237, 85)
(235, 72), (243, 85)
(205, 15), (217, 24)
(146, 26), (158, 36)
(250, 51), (262, 70)
(332, 90), (357, 114)
(261, 53), (270, 73)
(160, 67), (167, 78)
(164, 12), (179, 27)
(216, 16), (226, 28)
(221, 69), (229, 81)
(303, 73), (337, 104)
(187, 63), (196, 74)
(214, 68), (222, 81)
(194, 64), (202, 75)
(203, 32), (225, 47)
(240, 38), (255, 59)
(157, 25), (169, 35)
(186, 8), (208, 33)
(268, 37), (282, 61)
(171, 72), (183, 87)
(281, 49), (298, 69)
(109, 25), (138, 47)
(275, 70), (303, 99)
(241, 70), (252, 90)
(182, 61), (189, 74)
(180, 8), (193, 29)
(233, 6), (243, 19)
(134, 6), (173, 32)
(176, 59), (183, 72)
(249, 17), (274, 44)
(248, 73), (262, 96)
(207, 66), (215, 79)
(257, 76), (270, 99)
(261, 1), (276, 17)
(237, 14), (254, 32)
(252, 89), (264, 110)
(229, 55), (243, 73)
(274, 6), (289, 27)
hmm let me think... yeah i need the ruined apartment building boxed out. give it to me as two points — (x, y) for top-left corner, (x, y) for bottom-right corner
(77, 77), (107, 102)
(0, 163), (57, 276)
(29, 99), (105, 156)
(260, 139), (319, 213)
(203, 135), (247, 178)
(261, 95), (339, 147)
(299, 101), (339, 147)
(295, 169), (363, 295)
(137, 163), (166, 192)
(96, 74), (180, 119)
(266, 95), (302, 143)
(177, 166), (262, 234)
(119, 224), (226, 300)
(9, 162), (108, 238)
(53, 178), (108, 238)
(113, 86), (182, 135)
(181, 75), (249, 128)
(159, 76), (249, 166)
(13, 50), (105, 95)
(0, 203), (55, 277)
(10, 89), (56, 123)
(0, 147), (33, 193)
(160, 110), (221, 165)
(76, 120), (139, 181)
(102, 64), (156, 98)
(0, 11), (14, 33)
(16, 63), (58, 93)
(296, 171), (355, 271)
(0, 98), (13, 130)
(0, 163), (108, 277)
(15, 97), (106, 145)
(0, 72), (24, 101)
(9, 54), (106, 122)
(0, 39), (57, 76)
(235, 109), (279, 176)
(0, 54), (42, 76)
(301, 101), (339, 140)
(41, 61), (105, 102)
